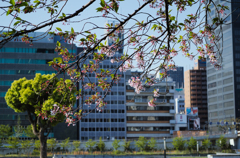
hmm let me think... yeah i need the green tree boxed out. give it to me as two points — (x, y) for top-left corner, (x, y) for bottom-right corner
(96, 137), (105, 153)
(5, 73), (76, 158)
(135, 136), (147, 152)
(148, 137), (157, 151)
(0, 124), (12, 139)
(5, 137), (21, 154)
(24, 125), (37, 139)
(60, 137), (70, 153)
(122, 139), (131, 152)
(13, 115), (24, 138)
(172, 136), (186, 151)
(47, 138), (57, 155)
(72, 140), (81, 154)
(21, 139), (33, 155)
(34, 139), (41, 150)
(33, 140), (41, 155)
(112, 139), (121, 151)
(202, 137), (212, 153)
(216, 135), (227, 150)
(186, 137), (197, 152)
(85, 139), (96, 153)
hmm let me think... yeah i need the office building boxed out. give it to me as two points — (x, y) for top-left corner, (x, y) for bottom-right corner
(206, 0), (239, 132)
(0, 32), (78, 139)
(160, 67), (184, 88)
(184, 59), (208, 130)
(78, 21), (126, 140)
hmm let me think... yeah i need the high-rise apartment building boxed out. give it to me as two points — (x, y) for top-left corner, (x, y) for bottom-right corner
(160, 67), (184, 88)
(125, 71), (180, 139)
(206, 0), (240, 132)
(184, 59), (208, 130)
(0, 32), (78, 139)
(78, 21), (126, 140)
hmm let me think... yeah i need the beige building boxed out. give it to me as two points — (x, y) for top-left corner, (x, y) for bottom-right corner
(184, 59), (208, 130)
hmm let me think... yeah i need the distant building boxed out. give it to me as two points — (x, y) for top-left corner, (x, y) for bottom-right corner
(0, 32), (78, 140)
(174, 89), (185, 114)
(78, 20), (126, 141)
(160, 67), (184, 88)
(125, 71), (187, 139)
(184, 59), (208, 130)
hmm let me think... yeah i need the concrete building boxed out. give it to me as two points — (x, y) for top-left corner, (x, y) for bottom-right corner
(78, 21), (126, 141)
(184, 59), (208, 130)
(174, 88), (185, 114)
(0, 32), (78, 140)
(160, 67), (184, 88)
(206, 0), (240, 132)
(125, 71), (183, 139)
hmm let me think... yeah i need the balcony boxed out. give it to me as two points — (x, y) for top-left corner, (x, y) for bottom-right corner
(169, 109), (175, 114)
(127, 131), (170, 134)
(127, 121), (170, 123)
(127, 110), (169, 113)
(169, 89), (175, 93)
(170, 120), (176, 124)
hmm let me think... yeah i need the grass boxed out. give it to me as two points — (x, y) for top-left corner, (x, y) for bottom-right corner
(0, 149), (227, 157)
(170, 157), (207, 158)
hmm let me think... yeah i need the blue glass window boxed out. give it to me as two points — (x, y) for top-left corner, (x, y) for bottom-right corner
(0, 92), (6, 97)
(0, 58), (46, 64)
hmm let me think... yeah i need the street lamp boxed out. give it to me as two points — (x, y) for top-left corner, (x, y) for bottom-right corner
(163, 137), (166, 158)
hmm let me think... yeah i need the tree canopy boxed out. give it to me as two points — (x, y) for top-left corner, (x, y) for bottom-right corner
(5, 73), (76, 158)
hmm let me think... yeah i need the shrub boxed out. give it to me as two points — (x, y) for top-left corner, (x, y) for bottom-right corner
(73, 140), (81, 153)
(85, 139), (96, 153)
(96, 137), (105, 152)
(112, 139), (121, 151)
(148, 137), (157, 151)
(201, 137), (211, 153)
(186, 137), (197, 151)
(172, 136), (186, 150)
(122, 139), (132, 152)
(135, 136), (147, 152)
(216, 135), (227, 150)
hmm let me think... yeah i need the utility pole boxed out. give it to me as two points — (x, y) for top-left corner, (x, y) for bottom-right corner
(163, 137), (166, 158)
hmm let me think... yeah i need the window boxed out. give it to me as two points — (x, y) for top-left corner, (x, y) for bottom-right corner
(208, 97), (217, 103)
(223, 85), (233, 92)
(223, 77), (232, 85)
(223, 101), (233, 108)
(210, 112), (218, 118)
(208, 89), (217, 96)
(222, 71), (232, 77)
(0, 58), (46, 64)
(223, 93), (233, 100)
(208, 82), (217, 88)
(225, 109), (234, 115)
(208, 75), (216, 81)
(209, 104), (217, 110)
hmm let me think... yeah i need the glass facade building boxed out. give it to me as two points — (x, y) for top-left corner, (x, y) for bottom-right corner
(78, 21), (126, 141)
(207, 0), (239, 132)
(160, 67), (184, 88)
(0, 32), (78, 139)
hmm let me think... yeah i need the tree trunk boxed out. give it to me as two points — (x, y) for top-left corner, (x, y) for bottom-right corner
(39, 130), (47, 158)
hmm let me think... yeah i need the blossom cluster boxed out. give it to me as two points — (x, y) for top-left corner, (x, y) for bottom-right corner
(128, 77), (145, 94)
